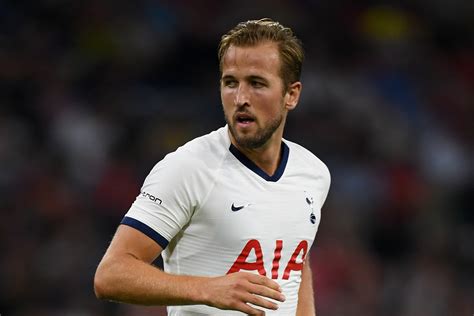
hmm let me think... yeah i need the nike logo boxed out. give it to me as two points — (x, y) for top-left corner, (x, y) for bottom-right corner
(231, 203), (251, 212)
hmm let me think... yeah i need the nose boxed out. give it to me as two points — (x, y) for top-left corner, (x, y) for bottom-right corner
(234, 83), (250, 107)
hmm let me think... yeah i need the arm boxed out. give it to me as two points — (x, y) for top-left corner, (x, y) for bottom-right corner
(296, 257), (316, 316)
(94, 225), (285, 315)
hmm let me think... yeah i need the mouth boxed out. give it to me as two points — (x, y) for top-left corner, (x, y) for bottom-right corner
(234, 112), (256, 126)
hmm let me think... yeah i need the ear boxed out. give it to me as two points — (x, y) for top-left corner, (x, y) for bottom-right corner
(284, 81), (302, 111)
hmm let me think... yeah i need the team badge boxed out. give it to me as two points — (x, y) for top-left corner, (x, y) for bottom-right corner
(305, 192), (316, 224)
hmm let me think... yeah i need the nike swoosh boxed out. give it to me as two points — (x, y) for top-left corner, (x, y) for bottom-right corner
(231, 203), (250, 212)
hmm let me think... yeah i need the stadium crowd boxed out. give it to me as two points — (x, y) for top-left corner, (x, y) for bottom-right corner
(0, 1), (472, 315)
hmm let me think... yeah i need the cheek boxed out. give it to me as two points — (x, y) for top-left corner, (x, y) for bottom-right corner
(261, 96), (285, 116)
(221, 92), (233, 115)
(221, 90), (233, 104)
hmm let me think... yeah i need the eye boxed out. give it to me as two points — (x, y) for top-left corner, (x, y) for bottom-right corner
(222, 79), (238, 88)
(251, 80), (265, 88)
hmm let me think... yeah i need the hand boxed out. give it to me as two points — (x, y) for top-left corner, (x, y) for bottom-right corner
(203, 272), (286, 315)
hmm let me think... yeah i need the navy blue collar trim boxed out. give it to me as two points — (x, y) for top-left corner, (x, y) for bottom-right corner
(229, 142), (289, 182)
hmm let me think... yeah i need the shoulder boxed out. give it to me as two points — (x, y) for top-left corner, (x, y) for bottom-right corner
(150, 126), (229, 177)
(285, 139), (331, 181)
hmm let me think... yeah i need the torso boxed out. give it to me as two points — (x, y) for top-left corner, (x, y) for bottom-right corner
(124, 126), (330, 315)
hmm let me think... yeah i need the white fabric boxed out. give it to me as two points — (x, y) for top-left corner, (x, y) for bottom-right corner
(124, 125), (331, 315)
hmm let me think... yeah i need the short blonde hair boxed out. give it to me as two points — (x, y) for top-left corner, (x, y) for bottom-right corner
(218, 18), (304, 90)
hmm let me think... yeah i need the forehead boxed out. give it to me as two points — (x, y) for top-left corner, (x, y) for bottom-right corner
(221, 42), (281, 77)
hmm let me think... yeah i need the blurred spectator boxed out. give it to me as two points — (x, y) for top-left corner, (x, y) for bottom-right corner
(0, 1), (472, 315)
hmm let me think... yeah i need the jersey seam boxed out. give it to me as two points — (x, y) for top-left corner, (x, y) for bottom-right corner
(175, 128), (229, 275)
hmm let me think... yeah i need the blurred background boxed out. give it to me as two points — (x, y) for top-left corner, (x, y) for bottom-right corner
(0, 0), (473, 315)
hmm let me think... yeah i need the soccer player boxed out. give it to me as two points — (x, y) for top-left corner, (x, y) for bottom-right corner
(94, 18), (330, 315)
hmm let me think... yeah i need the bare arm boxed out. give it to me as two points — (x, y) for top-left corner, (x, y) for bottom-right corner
(295, 257), (316, 316)
(94, 225), (285, 315)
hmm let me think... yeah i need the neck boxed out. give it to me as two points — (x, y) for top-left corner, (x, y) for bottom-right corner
(229, 130), (284, 177)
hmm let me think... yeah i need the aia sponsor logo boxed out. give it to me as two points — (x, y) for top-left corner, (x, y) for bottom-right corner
(227, 239), (308, 280)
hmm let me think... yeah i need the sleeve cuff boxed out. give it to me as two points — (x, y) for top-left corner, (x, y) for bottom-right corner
(120, 216), (169, 249)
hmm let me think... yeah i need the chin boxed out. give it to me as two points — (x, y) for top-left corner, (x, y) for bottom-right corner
(235, 134), (269, 149)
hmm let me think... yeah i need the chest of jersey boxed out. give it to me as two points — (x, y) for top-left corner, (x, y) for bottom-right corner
(197, 180), (319, 245)
(170, 161), (323, 280)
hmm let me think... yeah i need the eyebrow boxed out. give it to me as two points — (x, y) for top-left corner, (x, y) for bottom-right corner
(221, 75), (236, 81)
(221, 74), (268, 82)
(247, 75), (267, 82)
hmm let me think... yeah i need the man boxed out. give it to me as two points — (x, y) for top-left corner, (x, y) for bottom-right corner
(94, 18), (330, 315)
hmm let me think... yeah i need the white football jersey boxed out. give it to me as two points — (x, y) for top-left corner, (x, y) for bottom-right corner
(122, 125), (330, 315)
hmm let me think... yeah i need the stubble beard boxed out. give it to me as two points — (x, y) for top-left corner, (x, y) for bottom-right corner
(226, 113), (284, 150)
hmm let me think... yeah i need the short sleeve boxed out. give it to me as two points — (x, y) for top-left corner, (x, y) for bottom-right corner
(122, 151), (207, 249)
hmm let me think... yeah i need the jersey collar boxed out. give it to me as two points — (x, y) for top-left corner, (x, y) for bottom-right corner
(229, 142), (289, 182)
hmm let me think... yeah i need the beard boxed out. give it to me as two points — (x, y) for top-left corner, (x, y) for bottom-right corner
(225, 112), (284, 149)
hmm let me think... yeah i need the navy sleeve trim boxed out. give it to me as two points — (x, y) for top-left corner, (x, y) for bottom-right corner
(120, 216), (169, 249)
